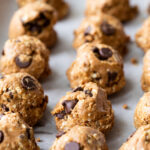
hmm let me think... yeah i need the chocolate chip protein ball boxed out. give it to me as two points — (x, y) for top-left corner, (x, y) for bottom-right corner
(16, 0), (69, 20)
(9, 1), (57, 48)
(85, 0), (138, 22)
(0, 35), (50, 80)
(52, 82), (114, 134)
(73, 13), (129, 56)
(134, 92), (150, 129)
(67, 43), (125, 95)
(141, 51), (150, 92)
(50, 125), (108, 150)
(0, 73), (48, 126)
(136, 17), (150, 53)
(0, 113), (39, 150)
(119, 125), (150, 150)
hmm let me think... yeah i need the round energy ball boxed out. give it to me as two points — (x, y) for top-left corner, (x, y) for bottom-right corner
(136, 17), (150, 53)
(67, 43), (125, 95)
(0, 113), (39, 150)
(119, 125), (150, 150)
(85, 0), (138, 22)
(73, 13), (129, 56)
(0, 73), (48, 126)
(9, 1), (57, 48)
(134, 92), (150, 128)
(16, 0), (69, 20)
(0, 35), (50, 80)
(50, 125), (108, 150)
(52, 82), (114, 134)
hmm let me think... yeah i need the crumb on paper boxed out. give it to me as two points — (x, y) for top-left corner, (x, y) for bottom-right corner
(130, 58), (138, 65)
(36, 138), (41, 142)
(122, 104), (128, 109)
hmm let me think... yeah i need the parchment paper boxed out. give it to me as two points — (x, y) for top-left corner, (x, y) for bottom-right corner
(0, 0), (149, 149)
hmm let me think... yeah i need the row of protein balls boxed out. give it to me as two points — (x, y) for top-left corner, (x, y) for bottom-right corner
(0, 0), (69, 150)
(119, 12), (150, 149)
(50, 1), (139, 150)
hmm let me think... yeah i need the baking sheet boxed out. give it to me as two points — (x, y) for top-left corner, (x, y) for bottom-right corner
(0, 0), (149, 149)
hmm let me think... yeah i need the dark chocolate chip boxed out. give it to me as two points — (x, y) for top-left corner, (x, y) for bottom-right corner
(84, 90), (93, 97)
(99, 48), (113, 60)
(9, 92), (13, 99)
(62, 99), (78, 114)
(0, 131), (4, 143)
(65, 142), (80, 150)
(100, 21), (116, 36)
(15, 56), (32, 68)
(22, 76), (36, 90)
(72, 87), (83, 92)
(26, 128), (31, 139)
(93, 47), (112, 60)
(22, 12), (50, 34)
(55, 110), (66, 119)
(93, 47), (99, 53)
(108, 72), (117, 82)
(56, 131), (66, 138)
(1, 104), (9, 112)
(1, 50), (4, 56)
(84, 26), (91, 36)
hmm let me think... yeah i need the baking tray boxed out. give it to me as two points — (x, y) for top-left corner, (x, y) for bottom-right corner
(0, 0), (149, 149)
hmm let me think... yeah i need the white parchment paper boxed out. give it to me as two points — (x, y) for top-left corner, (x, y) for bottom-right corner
(0, 0), (149, 149)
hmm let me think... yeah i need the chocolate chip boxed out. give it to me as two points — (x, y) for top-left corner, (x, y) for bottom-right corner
(65, 142), (80, 150)
(100, 21), (116, 36)
(9, 92), (13, 99)
(108, 72), (117, 82)
(84, 90), (93, 97)
(55, 110), (66, 119)
(62, 99), (78, 114)
(99, 48), (113, 60)
(26, 128), (31, 139)
(84, 26), (91, 36)
(72, 87), (83, 92)
(23, 12), (50, 35)
(0, 131), (4, 143)
(56, 131), (66, 138)
(1, 104), (9, 112)
(93, 47), (112, 60)
(1, 50), (4, 56)
(15, 56), (32, 68)
(22, 76), (36, 90)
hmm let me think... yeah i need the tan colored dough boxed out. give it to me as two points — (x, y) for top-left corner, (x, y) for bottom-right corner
(141, 50), (150, 92)
(0, 113), (39, 150)
(67, 43), (125, 95)
(9, 1), (57, 48)
(73, 13), (129, 56)
(119, 125), (150, 150)
(52, 82), (114, 134)
(0, 35), (50, 80)
(0, 73), (48, 126)
(136, 17), (150, 53)
(16, 0), (69, 20)
(85, 0), (138, 22)
(134, 92), (150, 129)
(50, 125), (108, 150)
